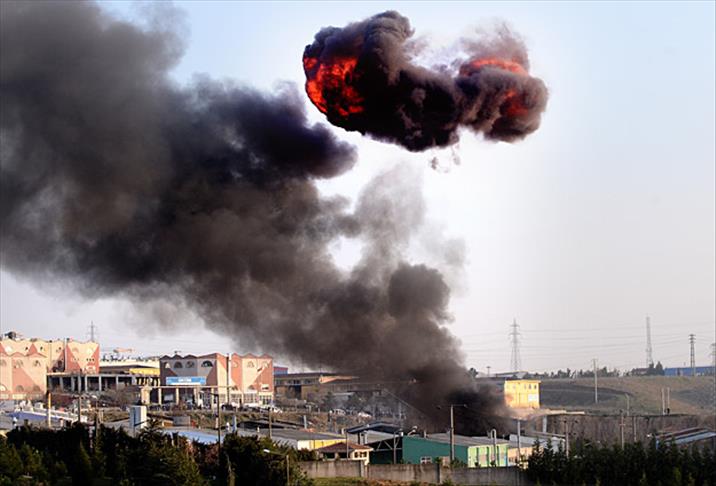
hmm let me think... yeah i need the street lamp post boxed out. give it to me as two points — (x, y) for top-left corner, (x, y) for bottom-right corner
(263, 449), (289, 486)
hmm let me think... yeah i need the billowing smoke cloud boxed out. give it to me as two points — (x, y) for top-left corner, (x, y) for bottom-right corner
(304, 11), (548, 151)
(1, 2), (506, 431)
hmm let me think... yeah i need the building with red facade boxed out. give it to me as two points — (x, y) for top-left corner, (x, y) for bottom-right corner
(159, 352), (274, 406)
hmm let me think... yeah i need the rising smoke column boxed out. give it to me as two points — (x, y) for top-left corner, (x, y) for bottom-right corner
(1, 2), (510, 432)
(303, 11), (548, 151)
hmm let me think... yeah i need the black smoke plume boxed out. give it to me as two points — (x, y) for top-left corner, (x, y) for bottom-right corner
(304, 11), (548, 151)
(1, 2), (506, 432)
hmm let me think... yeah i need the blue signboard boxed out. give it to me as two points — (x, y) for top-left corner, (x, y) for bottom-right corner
(166, 376), (206, 386)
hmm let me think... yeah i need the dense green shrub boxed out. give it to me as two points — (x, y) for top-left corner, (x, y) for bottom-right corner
(527, 438), (716, 486)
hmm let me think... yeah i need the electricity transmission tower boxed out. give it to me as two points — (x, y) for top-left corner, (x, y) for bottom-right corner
(87, 321), (98, 343)
(689, 334), (696, 377)
(509, 319), (522, 372)
(645, 316), (654, 368)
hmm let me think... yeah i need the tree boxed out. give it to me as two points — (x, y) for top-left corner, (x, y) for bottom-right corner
(72, 443), (93, 486)
(219, 434), (312, 486)
(0, 438), (23, 483)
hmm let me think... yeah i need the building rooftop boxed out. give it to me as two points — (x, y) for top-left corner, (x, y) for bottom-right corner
(238, 427), (343, 441)
(425, 433), (509, 447)
(316, 441), (373, 453)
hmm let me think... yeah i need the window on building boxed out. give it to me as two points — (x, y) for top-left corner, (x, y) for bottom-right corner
(247, 361), (255, 368)
(201, 361), (213, 368)
(33, 360), (42, 367)
(164, 362), (171, 369)
(33, 385), (41, 392)
(174, 362), (183, 368)
(420, 457), (432, 464)
(186, 361), (195, 368)
(261, 384), (269, 390)
(15, 385), (24, 392)
(0, 360), (6, 367)
(14, 360), (24, 368)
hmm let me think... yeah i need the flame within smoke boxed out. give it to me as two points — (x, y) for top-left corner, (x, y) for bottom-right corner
(1, 2), (508, 432)
(303, 56), (364, 117)
(304, 11), (548, 150)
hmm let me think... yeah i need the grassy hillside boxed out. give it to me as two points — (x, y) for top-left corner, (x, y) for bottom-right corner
(540, 375), (715, 415)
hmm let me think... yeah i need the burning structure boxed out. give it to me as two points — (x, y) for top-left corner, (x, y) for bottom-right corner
(0, 3), (548, 433)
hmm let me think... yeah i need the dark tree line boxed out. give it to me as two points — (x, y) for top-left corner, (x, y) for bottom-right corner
(0, 422), (313, 485)
(527, 438), (716, 486)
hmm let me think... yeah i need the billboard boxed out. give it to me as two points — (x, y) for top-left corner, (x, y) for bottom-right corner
(166, 376), (206, 386)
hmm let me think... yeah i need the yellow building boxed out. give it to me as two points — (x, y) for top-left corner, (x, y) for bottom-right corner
(504, 379), (540, 409)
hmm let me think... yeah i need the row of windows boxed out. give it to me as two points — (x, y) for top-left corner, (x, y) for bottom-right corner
(0, 359), (43, 367)
(163, 360), (265, 369)
(0, 384), (42, 392)
(164, 360), (215, 369)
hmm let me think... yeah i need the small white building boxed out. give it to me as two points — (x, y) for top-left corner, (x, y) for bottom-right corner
(315, 442), (373, 465)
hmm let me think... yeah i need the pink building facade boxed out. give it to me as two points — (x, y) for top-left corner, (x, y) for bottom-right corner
(0, 335), (100, 401)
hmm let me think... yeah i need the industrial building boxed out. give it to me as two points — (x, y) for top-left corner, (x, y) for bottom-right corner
(273, 372), (356, 401)
(664, 366), (715, 377)
(46, 358), (161, 401)
(503, 379), (541, 409)
(159, 352), (274, 406)
(368, 433), (509, 467)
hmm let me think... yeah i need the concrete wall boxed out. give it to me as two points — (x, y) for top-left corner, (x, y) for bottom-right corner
(299, 461), (533, 486)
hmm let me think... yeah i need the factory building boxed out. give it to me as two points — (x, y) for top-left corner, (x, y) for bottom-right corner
(368, 433), (510, 467)
(664, 366), (714, 377)
(273, 372), (356, 401)
(159, 352), (274, 406)
(503, 379), (541, 409)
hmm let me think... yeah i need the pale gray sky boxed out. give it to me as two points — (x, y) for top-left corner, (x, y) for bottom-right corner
(1, 1), (714, 373)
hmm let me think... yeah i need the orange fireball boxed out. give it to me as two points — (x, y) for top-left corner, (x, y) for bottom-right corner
(303, 54), (364, 118)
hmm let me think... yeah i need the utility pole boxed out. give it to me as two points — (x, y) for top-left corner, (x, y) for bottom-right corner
(509, 319), (522, 372)
(563, 419), (570, 457)
(689, 334), (696, 377)
(441, 403), (466, 465)
(450, 405), (455, 464)
(268, 409), (273, 439)
(593, 359), (599, 404)
(711, 343), (716, 416)
(516, 420), (522, 465)
(619, 412), (625, 448)
(46, 392), (52, 428)
(645, 316), (654, 368)
(661, 388), (666, 415)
